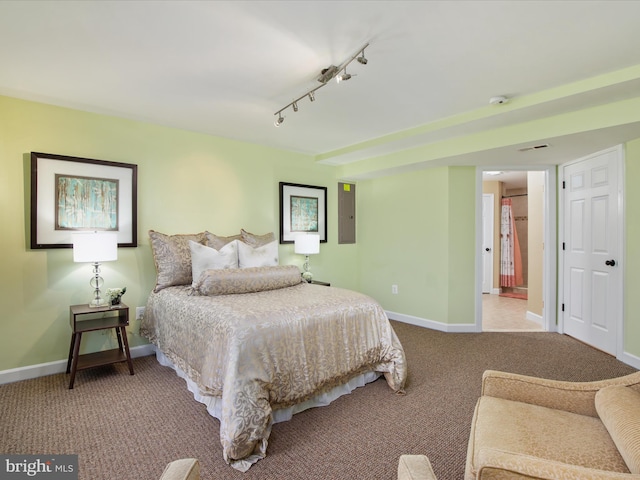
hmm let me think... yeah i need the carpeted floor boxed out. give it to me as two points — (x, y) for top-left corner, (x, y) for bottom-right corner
(1, 322), (637, 480)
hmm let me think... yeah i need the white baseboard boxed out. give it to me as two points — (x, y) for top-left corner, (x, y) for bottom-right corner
(386, 310), (479, 333)
(526, 310), (543, 325)
(0, 344), (155, 385)
(491, 288), (501, 295)
(619, 350), (640, 370)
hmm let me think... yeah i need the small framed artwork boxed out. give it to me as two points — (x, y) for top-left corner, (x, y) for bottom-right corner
(279, 182), (327, 244)
(30, 152), (138, 249)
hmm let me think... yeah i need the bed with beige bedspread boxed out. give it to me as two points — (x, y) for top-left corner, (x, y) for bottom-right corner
(140, 230), (407, 471)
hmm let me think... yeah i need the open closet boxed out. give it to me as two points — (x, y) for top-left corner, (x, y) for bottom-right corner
(482, 171), (544, 331)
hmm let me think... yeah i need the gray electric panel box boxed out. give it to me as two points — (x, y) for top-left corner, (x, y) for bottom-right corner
(338, 182), (356, 244)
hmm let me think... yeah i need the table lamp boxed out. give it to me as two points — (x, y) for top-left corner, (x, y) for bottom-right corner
(294, 233), (320, 282)
(72, 231), (118, 307)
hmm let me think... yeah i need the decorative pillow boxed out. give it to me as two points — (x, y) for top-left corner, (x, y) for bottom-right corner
(595, 385), (640, 474)
(189, 240), (238, 285)
(204, 231), (242, 250)
(237, 239), (279, 268)
(240, 229), (276, 248)
(192, 265), (302, 296)
(149, 230), (206, 292)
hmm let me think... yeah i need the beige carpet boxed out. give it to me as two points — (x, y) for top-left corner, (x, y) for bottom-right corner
(1, 322), (636, 480)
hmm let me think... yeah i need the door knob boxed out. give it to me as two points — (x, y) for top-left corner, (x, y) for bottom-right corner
(605, 259), (616, 267)
(485, 248), (491, 252)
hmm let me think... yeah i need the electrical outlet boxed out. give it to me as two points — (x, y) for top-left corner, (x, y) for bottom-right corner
(392, 284), (398, 294)
(136, 306), (145, 320)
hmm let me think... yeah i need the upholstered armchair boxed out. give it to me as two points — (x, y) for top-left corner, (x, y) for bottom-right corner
(465, 369), (640, 479)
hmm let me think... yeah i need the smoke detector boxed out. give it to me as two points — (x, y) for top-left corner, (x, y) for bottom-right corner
(489, 95), (509, 105)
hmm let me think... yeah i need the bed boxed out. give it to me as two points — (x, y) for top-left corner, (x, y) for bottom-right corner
(140, 230), (407, 471)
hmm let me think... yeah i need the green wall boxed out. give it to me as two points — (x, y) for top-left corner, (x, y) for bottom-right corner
(625, 139), (640, 356)
(0, 95), (356, 371)
(357, 167), (450, 321)
(355, 143), (640, 360)
(356, 166), (476, 325)
(2, 94), (640, 374)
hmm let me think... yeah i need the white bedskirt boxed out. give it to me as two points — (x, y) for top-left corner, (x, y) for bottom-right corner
(154, 347), (382, 424)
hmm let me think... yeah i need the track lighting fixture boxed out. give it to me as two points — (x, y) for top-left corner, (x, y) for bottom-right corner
(273, 42), (369, 126)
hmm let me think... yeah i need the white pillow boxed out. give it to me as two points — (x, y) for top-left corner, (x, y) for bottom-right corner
(237, 240), (279, 268)
(189, 240), (238, 284)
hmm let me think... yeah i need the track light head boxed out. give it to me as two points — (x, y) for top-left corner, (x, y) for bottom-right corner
(292, 102), (299, 112)
(317, 65), (339, 84)
(308, 91), (315, 102)
(336, 72), (352, 83)
(274, 113), (285, 127)
(357, 49), (368, 65)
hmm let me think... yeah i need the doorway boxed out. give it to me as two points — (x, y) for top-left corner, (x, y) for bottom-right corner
(475, 167), (557, 332)
(559, 146), (624, 356)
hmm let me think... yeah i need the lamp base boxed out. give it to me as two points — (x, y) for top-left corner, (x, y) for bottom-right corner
(302, 254), (313, 283)
(89, 262), (106, 307)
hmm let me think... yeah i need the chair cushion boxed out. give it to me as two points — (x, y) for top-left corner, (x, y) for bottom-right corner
(596, 385), (640, 474)
(466, 396), (629, 479)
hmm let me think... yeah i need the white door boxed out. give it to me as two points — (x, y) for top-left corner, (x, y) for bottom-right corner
(562, 146), (622, 355)
(482, 194), (494, 294)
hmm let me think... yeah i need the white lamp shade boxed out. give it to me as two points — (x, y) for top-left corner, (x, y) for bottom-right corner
(294, 234), (320, 255)
(72, 231), (118, 263)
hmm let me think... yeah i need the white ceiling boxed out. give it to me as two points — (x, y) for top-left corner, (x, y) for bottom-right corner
(1, 1), (640, 171)
(482, 170), (528, 190)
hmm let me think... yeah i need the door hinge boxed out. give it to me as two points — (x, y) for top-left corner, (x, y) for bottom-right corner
(562, 180), (566, 189)
(562, 303), (565, 312)
(562, 242), (565, 250)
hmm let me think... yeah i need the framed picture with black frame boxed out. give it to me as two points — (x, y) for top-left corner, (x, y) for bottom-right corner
(30, 152), (138, 249)
(279, 182), (327, 244)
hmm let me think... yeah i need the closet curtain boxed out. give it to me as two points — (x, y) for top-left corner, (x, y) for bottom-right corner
(500, 198), (523, 287)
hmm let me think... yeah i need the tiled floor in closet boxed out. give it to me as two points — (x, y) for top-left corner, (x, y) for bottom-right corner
(482, 293), (544, 331)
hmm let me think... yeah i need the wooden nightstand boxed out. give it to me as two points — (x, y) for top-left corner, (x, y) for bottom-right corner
(66, 303), (134, 389)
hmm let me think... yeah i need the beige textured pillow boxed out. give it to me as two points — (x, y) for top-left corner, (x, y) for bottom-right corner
(596, 385), (640, 474)
(189, 240), (238, 285)
(192, 265), (302, 296)
(204, 231), (242, 250)
(237, 239), (279, 268)
(149, 230), (206, 292)
(240, 229), (276, 247)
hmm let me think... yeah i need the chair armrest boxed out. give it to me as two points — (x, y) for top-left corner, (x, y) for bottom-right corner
(398, 455), (437, 480)
(159, 459), (200, 480)
(476, 448), (640, 480)
(480, 370), (640, 417)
